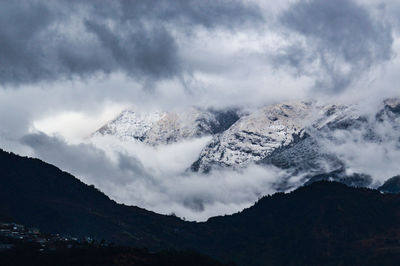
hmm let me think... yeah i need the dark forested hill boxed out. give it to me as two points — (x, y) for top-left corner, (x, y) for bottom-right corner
(199, 182), (400, 265)
(1, 148), (400, 265)
(0, 149), (188, 249)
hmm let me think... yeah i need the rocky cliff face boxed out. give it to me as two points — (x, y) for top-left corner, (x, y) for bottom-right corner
(191, 101), (361, 173)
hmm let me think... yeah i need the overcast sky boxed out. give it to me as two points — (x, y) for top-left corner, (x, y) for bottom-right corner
(1, 0), (400, 220)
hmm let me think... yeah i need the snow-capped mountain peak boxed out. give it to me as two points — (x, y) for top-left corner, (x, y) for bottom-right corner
(93, 107), (242, 145)
(94, 110), (166, 142)
(91, 99), (400, 188)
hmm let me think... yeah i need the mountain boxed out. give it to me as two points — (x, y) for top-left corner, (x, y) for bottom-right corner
(192, 99), (397, 175)
(91, 99), (400, 190)
(191, 101), (359, 173)
(93, 107), (242, 145)
(0, 149), (186, 249)
(91, 101), (356, 173)
(1, 148), (400, 265)
(191, 102), (315, 172)
(200, 181), (400, 266)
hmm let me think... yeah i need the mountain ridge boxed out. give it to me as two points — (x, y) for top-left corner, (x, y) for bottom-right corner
(93, 107), (242, 145)
(91, 98), (400, 190)
(1, 148), (400, 265)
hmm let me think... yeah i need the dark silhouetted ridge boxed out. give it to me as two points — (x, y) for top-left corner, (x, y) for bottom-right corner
(1, 148), (400, 265)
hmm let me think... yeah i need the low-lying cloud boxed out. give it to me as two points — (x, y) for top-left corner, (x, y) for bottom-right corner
(20, 133), (285, 221)
(316, 107), (400, 185)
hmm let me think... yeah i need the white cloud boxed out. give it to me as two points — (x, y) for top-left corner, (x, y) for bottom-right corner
(20, 132), (286, 221)
(318, 113), (400, 185)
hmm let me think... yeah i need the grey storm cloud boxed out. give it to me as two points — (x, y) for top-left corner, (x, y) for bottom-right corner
(0, 0), (263, 86)
(275, 0), (393, 92)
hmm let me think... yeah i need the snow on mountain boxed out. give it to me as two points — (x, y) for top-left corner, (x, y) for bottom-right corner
(191, 102), (313, 172)
(190, 101), (363, 173)
(93, 107), (242, 145)
(91, 98), (400, 186)
(94, 110), (165, 142)
(263, 98), (400, 189)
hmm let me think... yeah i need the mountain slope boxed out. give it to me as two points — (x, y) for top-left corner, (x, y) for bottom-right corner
(1, 149), (400, 265)
(191, 101), (360, 173)
(91, 99), (400, 190)
(194, 98), (400, 191)
(198, 181), (400, 265)
(0, 149), (187, 249)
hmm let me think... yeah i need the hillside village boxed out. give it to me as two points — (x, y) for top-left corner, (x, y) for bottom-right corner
(0, 221), (98, 252)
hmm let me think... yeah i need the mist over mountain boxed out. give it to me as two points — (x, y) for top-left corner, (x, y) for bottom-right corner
(7, 97), (396, 222)
(92, 98), (400, 188)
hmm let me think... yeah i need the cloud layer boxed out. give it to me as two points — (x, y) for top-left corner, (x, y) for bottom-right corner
(20, 133), (285, 221)
(0, 0), (262, 85)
